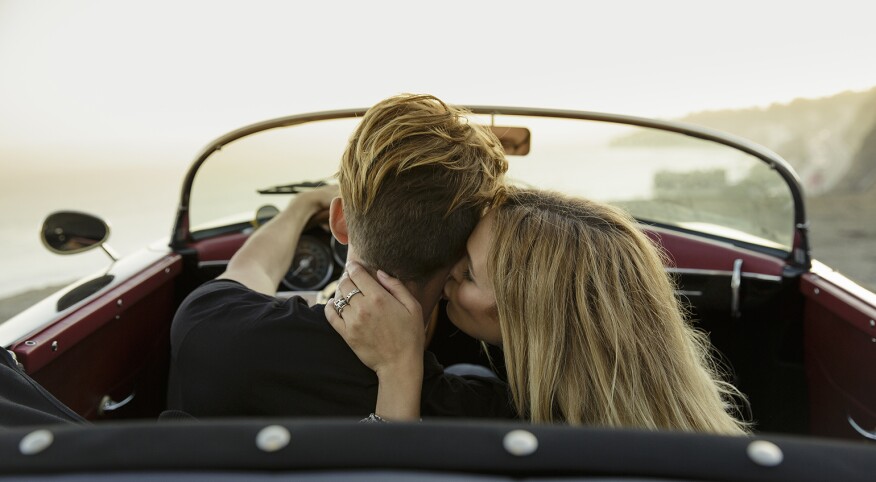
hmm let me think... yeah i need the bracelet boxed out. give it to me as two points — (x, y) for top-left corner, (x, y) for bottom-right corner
(359, 413), (387, 423)
(359, 413), (422, 423)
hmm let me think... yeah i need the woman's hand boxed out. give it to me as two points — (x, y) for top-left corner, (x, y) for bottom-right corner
(325, 262), (424, 421)
(326, 262), (424, 376)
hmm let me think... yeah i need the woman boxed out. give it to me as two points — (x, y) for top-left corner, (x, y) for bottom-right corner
(326, 188), (749, 434)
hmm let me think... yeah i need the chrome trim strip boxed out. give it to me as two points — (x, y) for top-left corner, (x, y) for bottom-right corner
(675, 290), (704, 297)
(198, 260), (229, 268)
(810, 260), (876, 307)
(731, 259), (743, 318)
(665, 267), (783, 282)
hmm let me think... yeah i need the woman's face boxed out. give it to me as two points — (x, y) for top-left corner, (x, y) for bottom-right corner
(443, 211), (502, 345)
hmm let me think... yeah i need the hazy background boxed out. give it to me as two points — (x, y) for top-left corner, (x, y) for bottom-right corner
(2, 0), (875, 319)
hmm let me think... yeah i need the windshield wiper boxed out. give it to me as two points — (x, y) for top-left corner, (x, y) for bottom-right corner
(257, 180), (328, 194)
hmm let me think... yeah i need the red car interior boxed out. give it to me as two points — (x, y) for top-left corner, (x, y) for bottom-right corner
(9, 221), (871, 442)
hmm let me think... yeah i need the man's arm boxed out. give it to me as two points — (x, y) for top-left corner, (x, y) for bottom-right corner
(218, 185), (338, 296)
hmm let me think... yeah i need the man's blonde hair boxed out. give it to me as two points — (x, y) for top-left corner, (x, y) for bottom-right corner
(337, 94), (507, 281)
(489, 188), (749, 435)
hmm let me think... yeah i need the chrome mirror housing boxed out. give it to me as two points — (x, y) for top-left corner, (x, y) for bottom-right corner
(41, 211), (117, 261)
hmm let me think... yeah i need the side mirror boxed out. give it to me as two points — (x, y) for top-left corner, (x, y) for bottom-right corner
(41, 211), (116, 260)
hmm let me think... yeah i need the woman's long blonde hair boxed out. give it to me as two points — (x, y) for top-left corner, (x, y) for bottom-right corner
(488, 188), (748, 435)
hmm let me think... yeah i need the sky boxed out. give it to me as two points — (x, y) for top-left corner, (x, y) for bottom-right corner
(1, 0), (876, 154)
(0, 0), (875, 299)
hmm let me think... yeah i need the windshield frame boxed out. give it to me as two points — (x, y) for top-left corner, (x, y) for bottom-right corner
(171, 107), (810, 270)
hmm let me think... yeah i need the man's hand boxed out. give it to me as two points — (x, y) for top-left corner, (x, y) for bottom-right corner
(292, 184), (337, 228)
(219, 184), (339, 295)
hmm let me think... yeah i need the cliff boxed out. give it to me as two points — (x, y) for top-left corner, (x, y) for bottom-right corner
(682, 87), (876, 196)
(616, 87), (876, 196)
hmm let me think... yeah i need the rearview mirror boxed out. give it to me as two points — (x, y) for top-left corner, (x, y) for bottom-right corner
(488, 126), (531, 156)
(41, 211), (111, 255)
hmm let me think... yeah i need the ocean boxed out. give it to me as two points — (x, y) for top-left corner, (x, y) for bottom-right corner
(2, 136), (872, 315)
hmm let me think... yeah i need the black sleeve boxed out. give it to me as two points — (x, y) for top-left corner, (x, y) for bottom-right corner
(420, 351), (517, 419)
(169, 279), (378, 417)
(169, 279), (266, 360)
(0, 350), (86, 427)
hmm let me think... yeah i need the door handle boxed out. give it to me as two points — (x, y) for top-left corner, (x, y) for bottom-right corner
(98, 392), (135, 415)
(730, 259), (743, 318)
(847, 414), (876, 441)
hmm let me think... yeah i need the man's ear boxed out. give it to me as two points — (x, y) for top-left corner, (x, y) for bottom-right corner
(328, 197), (349, 244)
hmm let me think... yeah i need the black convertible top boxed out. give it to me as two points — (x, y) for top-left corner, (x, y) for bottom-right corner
(2, 419), (875, 481)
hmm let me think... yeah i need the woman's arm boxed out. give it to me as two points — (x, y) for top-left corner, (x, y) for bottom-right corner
(325, 264), (424, 421)
(372, 354), (423, 422)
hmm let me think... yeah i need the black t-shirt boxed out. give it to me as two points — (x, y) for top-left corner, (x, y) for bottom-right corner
(168, 279), (515, 419)
(1, 349), (86, 427)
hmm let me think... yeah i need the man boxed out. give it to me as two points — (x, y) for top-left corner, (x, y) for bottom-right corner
(168, 94), (512, 418)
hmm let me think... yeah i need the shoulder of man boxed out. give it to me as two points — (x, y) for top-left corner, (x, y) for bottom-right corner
(169, 279), (321, 353)
(168, 280), (377, 417)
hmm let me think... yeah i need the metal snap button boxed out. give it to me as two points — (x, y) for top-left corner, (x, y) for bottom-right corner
(747, 440), (783, 467)
(256, 425), (290, 452)
(19, 429), (54, 455)
(503, 429), (538, 456)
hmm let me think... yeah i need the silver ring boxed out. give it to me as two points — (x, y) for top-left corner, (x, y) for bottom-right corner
(344, 288), (362, 303)
(333, 297), (349, 315)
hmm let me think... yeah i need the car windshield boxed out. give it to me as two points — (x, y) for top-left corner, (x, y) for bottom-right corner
(190, 113), (795, 252)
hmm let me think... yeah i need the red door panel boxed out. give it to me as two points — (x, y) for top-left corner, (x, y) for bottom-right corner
(11, 255), (182, 419)
(802, 270), (876, 440)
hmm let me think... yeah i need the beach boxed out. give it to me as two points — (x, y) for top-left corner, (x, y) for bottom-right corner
(0, 284), (68, 323)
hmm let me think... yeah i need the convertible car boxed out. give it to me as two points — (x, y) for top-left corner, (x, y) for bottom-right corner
(1, 107), (875, 480)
